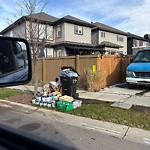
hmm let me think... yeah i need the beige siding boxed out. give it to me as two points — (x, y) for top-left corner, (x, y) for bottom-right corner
(3, 23), (26, 38)
(3, 31), (12, 37)
(98, 30), (127, 54)
(64, 23), (91, 44)
(13, 22), (26, 38)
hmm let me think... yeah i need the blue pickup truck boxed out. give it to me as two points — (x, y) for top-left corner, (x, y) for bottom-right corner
(126, 49), (150, 88)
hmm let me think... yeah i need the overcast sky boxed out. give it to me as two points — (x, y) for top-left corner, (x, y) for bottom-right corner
(0, 0), (149, 36)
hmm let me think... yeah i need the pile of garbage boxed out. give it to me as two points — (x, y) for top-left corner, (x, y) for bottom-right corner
(32, 66), (81, 110)
(32, 91), (82, 110)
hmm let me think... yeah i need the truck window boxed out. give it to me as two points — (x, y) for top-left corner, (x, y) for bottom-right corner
(133, 50), (150, 62)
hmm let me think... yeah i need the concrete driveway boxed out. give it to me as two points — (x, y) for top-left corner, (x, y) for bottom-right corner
(79, 83), (150, 108)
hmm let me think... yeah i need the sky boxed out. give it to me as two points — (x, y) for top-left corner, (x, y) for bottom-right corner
(0, 0), (149, 36)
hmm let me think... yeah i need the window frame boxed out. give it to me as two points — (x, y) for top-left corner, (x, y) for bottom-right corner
(56, 24), (62, 38)
(47, 25), (54, 41)
(74, 25), (83, 35)
(101, 31), (106, 38)
(117, 35), (124, 42)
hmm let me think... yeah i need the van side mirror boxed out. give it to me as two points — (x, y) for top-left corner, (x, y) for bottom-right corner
(130, 58), (134, 63)
(0, 36), (32, 87)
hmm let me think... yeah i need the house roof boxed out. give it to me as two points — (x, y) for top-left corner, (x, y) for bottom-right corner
(25, 12), (58, 22)
(127, 32), (148, 41)
(65, 46), (104, 51)
(97, 41), (123, 48)
(52, 15), (94, 27)
(0, 12), (58, 34)
(46, 41), (104, 51)
(49, 41), (93, 47)
(92, 22), (128, 36)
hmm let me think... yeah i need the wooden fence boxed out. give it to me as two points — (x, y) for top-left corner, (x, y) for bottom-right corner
(33, 54), (132, 88)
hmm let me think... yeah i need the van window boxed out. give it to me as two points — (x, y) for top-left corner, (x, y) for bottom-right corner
(133, 50), (150, 62)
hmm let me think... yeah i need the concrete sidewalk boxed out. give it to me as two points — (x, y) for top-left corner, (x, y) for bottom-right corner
(78, 89), (150, 108)
(7, 84), (150, 108)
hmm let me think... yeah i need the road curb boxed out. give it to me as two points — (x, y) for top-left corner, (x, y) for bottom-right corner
(0, 99), (150, 146)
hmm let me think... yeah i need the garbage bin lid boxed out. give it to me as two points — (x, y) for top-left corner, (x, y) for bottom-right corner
(61, 66), (79, 76)
(61, 66), (75, 71)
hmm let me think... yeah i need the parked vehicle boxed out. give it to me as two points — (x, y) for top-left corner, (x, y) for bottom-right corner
(126, 49), (150, 88)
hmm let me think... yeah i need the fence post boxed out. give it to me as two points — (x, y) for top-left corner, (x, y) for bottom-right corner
(42, 58), (46, 83)
(97, 54), (101, 71)
(75, 55), (80, 74)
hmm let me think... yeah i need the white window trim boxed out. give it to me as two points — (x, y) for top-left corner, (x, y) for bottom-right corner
(101, 31), (106, 38)
(57, 25), (62, 38)
(117, 35), (124, 42)
(74, 25), (83, 35)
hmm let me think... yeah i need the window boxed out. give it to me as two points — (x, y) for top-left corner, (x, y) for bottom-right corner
(46, 48), (53, 57)
(74, 25), (83, 35)
(101, 31), (106, 38)
(47, 26), (54, 40)
(56, 49), (64, 57)
(39, 24), (46, 39)
(57, 25), (62, 37)
(133, 39), (138, 47)
(32, 23), (38, 39)
(139, 40), (143, 46)
(117, 35), (124, 42)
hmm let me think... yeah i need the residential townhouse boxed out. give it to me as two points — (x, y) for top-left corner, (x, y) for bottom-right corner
(2, 12), (148, 57)
(127, 33), (150, 55)
(1, 12), (101, 57)
(51, 15), (98, 56)
(92, 22), (128, 55)
(1, 12), (58, 57)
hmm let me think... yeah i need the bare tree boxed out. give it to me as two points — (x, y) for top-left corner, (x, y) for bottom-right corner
(6, 0), (49, 96)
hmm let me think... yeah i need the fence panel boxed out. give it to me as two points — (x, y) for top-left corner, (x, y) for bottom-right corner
(43, 56), (76, 82)
(33, 55), (132, 88)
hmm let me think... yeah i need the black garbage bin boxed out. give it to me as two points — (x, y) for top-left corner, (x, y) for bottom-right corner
(60, 66), (79, 98)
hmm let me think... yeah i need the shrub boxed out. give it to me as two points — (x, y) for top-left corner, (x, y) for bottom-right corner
(84, 69), (103, 91)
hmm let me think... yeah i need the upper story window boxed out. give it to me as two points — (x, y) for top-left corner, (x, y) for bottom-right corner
(145, 42), (150, 46)
(139, 40), (143, 46)
(74, 25), (83, 35)
(39, 24), (46, 39)
(47, 26), (54, 41)
(117, 35), (124, 42)
(38, 24), (54, 40)
(133, 39), (138, 47)
(57, 25), (62, 37)
(101, 31), (106, 38)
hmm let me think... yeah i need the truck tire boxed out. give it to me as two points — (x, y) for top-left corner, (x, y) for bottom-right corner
(126, 83), (135, 89)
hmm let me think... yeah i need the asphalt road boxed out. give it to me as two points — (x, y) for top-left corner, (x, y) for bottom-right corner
(0, 104), (149, 150)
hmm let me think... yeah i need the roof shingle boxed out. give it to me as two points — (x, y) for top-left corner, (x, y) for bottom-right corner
(98, 41), (123, 48)
(25, 12), (58, 22)
(93, 22), (128, 36)
(53, 15), (93, 27)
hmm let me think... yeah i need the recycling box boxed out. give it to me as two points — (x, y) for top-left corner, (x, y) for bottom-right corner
(56, 100), (73, 111)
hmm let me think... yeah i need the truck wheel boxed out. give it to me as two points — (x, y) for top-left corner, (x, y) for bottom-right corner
(126, 83), (135, 89)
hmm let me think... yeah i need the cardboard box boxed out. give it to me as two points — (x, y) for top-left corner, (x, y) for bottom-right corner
(59, 95), (73, 102)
